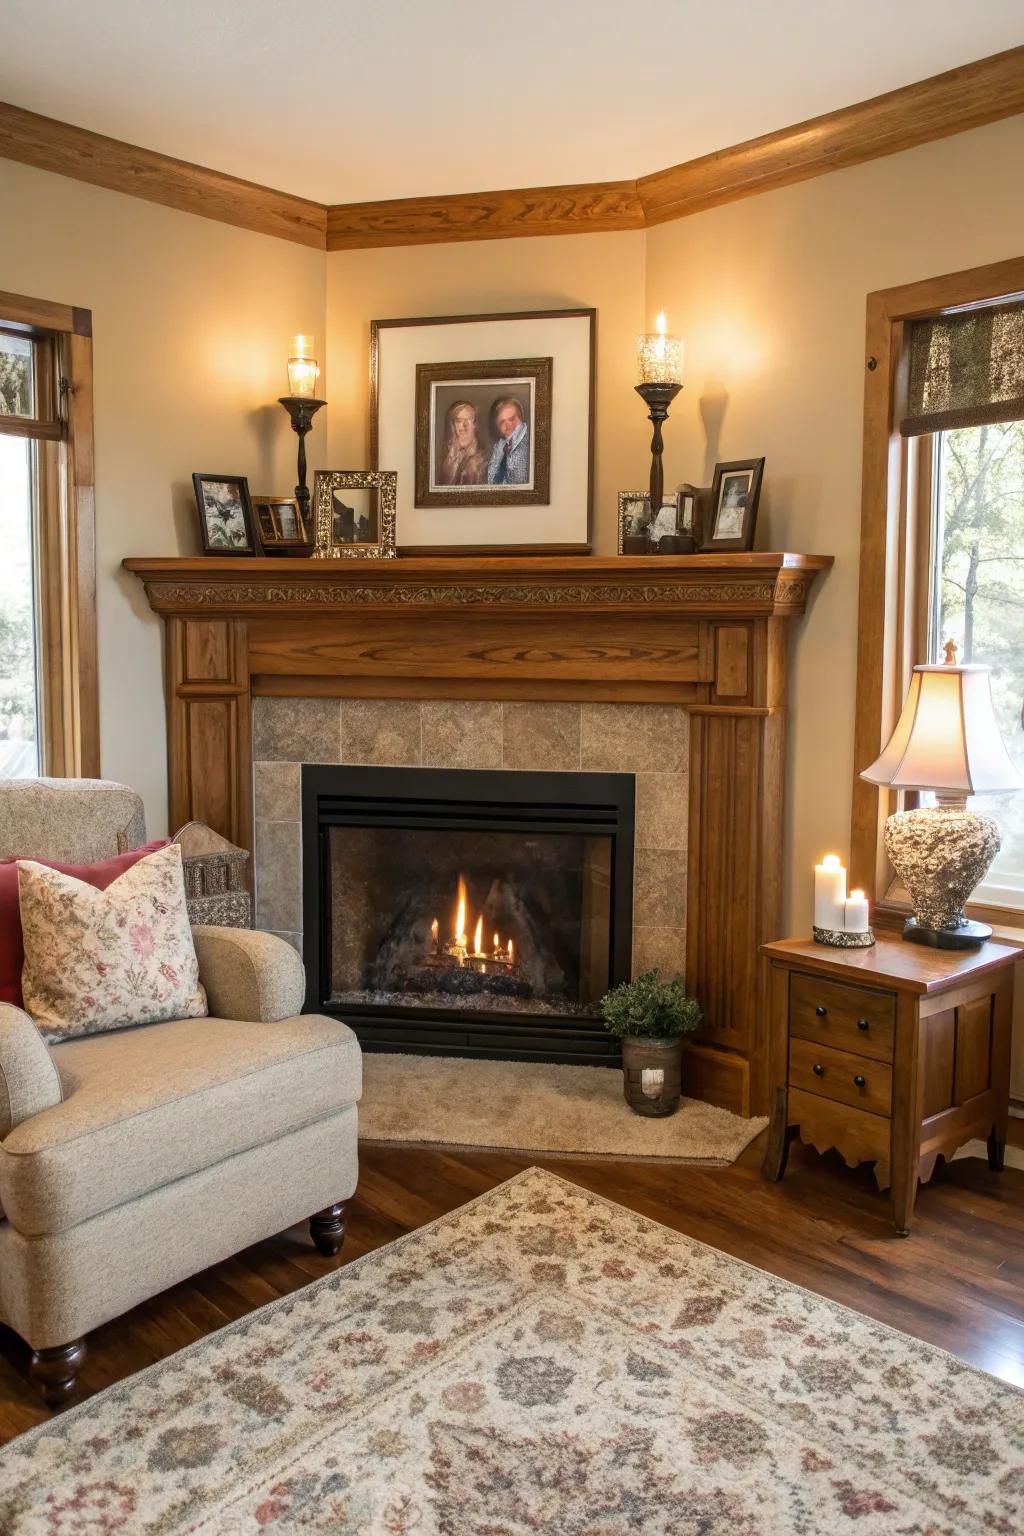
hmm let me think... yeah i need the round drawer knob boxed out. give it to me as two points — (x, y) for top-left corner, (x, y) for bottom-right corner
(857, 1018), (869, 1030)
(815, 1005), (826, 1018)
(813, 1063), (825, 1076)
(853, 1074), (866, 1088)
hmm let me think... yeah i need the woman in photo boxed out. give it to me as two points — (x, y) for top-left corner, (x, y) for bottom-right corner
(437, 400), (488, 486)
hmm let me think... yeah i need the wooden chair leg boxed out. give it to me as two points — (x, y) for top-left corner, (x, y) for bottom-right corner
(310, 1201), (350, 1257)
(29, 1339), (86, 1408)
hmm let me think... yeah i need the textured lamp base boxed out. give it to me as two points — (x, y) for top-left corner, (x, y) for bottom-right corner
(884, 805), (1000, 947)
(904, 916), (993, 950)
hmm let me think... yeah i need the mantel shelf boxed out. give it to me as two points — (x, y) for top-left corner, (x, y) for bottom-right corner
(123, 552), (832, 618)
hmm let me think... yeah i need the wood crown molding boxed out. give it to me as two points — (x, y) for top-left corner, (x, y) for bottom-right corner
(0, 102), (327, 249)
(3, 48), (1022, 249)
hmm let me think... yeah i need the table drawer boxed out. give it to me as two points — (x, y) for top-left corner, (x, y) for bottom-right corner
(790, 973), (895, 1062)
(788, 1036), (893, 1116)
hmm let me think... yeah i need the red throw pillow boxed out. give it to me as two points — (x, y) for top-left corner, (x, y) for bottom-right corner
(0, 840), (170, 1009)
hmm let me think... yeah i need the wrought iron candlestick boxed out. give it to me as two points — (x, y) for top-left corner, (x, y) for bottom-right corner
(634, 381), (682, 516)
(278, 395), (326, 533)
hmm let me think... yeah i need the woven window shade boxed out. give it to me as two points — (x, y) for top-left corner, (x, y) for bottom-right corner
(900, 300), (1024, 438)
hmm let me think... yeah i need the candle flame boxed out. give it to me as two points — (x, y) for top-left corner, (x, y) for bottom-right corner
(431, 917), (439, 941)
(849, 888), (865, 900)
(655, 311), (666, 335)
(821, 854), (842, 870)
(473, 915), (483, 956)
(508, 938), (514, 962)
(493, 932), (500, 950)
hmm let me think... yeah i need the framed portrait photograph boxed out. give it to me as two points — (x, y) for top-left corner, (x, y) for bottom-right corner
(311, 470), (397, 560)
(371, 308), (595, 554)
(192, 474), (257, 555)
(252, 494), (310, 551)
(702, 458), (765, 552)
(617, 490), (695, 554)
(415, 358), (552, 508)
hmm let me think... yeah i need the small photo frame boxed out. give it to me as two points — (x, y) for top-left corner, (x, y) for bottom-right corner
(253, 495), (310, 549)
(312, 470), (398, 559)
(617, 490), (692, 554)
(702, 459), (764, 551)
(192, 474), (257, 555)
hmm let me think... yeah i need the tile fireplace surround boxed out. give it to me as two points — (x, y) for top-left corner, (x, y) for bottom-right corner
(125, 552), (832, 1113)
(253, 695), (688, 970)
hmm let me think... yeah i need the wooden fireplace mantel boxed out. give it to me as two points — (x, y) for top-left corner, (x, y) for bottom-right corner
(126, 551), (831, 1114)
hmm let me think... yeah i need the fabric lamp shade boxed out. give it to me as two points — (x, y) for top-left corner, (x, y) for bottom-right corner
(861, 664), (1024, 794)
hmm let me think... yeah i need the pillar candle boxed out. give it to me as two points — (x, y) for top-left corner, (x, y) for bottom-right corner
(814, 854), (847, 929)
(844, 889), (869, 933)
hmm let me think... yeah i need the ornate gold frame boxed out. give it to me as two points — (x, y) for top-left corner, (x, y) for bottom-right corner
(312, 470), (397, 560)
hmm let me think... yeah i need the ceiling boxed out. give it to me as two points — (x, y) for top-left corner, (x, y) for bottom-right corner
(2, 1), (1022, 205)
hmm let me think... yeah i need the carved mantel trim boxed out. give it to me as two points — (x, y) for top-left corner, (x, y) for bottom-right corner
(126, 551), (831, 1117)
(124, 552), (829, 619)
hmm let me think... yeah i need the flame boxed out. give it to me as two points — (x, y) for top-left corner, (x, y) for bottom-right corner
(493, 932), (500, 951)
(655, 310), (666, 335)
(455, 875), (467, 945)
(431, 917), (439, 945)
(508, 938), (514, 963)
(473, 915), (483, 956)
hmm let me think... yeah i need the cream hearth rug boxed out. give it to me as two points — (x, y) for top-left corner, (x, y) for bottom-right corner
(3, 1169), (1021, 1533)
(358, 1052), (767, 1163)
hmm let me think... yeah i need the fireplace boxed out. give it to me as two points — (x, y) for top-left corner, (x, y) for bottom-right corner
(302, 765), (634, 1062)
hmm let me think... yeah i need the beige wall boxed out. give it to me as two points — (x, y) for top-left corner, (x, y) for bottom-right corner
(644, 115), (1024, 936)
(0, 159), (326, 834)
(324, 231), (646, 538)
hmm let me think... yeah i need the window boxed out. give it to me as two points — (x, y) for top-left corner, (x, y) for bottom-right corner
(853, 260), (1024, 924)
(0, 295), (98, 779)
(929, 419), (1024, 906)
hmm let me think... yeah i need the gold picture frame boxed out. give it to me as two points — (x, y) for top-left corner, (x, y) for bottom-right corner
(252, 494), (310, 550)
(312, 470), (398, 560)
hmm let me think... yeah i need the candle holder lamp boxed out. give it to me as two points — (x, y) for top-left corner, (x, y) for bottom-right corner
(277, 336), (325, 541)
(860, 642), (1023, 948)
(635, 315), (683, 520)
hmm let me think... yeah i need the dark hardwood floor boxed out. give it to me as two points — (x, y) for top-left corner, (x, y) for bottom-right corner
(2, 1129), (1023, 1444)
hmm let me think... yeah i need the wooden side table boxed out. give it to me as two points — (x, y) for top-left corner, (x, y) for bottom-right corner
(761, 935), (1018, 1234)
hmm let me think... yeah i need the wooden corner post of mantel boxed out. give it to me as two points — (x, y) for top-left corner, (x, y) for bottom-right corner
(125, 552), (831, 1114)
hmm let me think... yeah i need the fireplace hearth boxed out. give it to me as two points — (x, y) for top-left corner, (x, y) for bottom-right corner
(302, 766), (634, 1062)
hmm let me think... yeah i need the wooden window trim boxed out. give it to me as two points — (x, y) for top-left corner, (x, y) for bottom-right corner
(0, 290), (98, 777)
(851, 255), (1024, 931)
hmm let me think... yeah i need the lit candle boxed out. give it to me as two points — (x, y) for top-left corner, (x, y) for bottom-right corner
(636, 312), (683, 385)
(814, 854), (847, 930)
(844, 889), (869, 934)
(473, 915), (483, 956)
(286, 334), (320, 398)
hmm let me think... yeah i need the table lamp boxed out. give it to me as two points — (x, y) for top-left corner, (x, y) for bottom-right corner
(860, 643), (1023, 947)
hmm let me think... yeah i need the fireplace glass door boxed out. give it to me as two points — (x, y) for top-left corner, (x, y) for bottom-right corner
(303, 767), (634, 1061)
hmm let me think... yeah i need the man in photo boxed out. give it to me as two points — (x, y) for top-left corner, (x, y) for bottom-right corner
(487, 396), (530, 485)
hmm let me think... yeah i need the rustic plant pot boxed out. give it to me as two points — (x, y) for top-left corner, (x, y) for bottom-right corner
(621, 1034), (683, 1117)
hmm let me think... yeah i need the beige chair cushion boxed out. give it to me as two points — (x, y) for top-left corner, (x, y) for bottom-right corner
(0, 1012), (361, 1236)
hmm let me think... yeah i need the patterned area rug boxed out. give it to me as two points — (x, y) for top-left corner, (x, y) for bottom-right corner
(359, 1053), (767, 1163)
(2, 1169), (1022, 1534)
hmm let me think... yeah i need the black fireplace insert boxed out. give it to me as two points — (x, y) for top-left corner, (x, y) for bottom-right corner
(302, 765), (634, 1062)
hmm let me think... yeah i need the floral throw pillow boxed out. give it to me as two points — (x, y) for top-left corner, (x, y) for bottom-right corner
(18, 842), (208, 1042)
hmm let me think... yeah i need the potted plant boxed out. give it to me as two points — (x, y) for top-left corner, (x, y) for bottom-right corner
(600, 969), (701, 1117)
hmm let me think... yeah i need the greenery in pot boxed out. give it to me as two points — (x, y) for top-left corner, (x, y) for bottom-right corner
(600, 968), (701, 1039)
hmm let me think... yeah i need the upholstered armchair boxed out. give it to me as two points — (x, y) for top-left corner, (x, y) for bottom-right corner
(0, 778), (361, 1408)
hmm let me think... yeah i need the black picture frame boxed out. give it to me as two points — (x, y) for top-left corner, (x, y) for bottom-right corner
(702, 458), (765, 552)
(192, 473), (258, 556)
